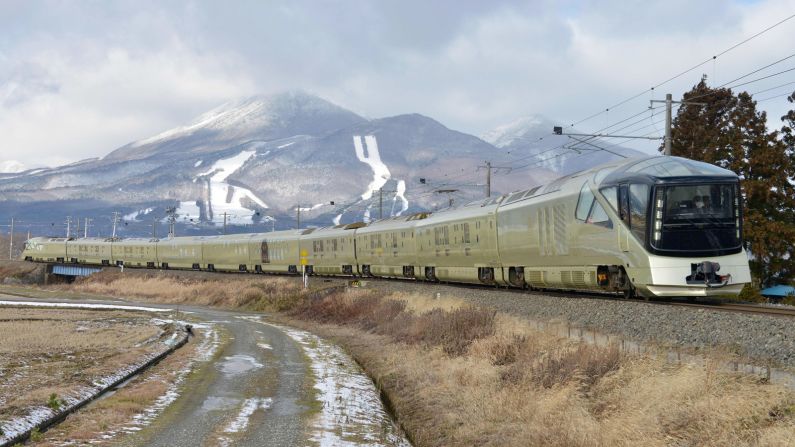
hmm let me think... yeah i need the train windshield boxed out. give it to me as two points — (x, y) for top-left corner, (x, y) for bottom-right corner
(651, 183), (741, 255)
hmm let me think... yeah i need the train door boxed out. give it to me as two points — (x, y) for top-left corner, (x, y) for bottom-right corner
(618, 184), (630, 252)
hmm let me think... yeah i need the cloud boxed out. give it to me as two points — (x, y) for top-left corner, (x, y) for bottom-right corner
(1, 0), (794, 166)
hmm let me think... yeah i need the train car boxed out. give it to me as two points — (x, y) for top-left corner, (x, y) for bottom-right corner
(497, 165), (618, 291)
(156, 236), (204, 269)
(414, 198), (502, 284)
(299, 224), (361, 275)
(496, 156), (751, 297)
(22, 237), (69, 263)
(354, 216), (423, 278)
(111, 238), (158, 268)
(66, 237), (113, 265)
(256, 230), (303, 274)
(201, 234), (260, 272)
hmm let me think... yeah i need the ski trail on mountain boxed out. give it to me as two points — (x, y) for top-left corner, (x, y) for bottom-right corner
(178, 150), (267, 224)
(353, 136), (391, 200)
(352, 135), (409, 222)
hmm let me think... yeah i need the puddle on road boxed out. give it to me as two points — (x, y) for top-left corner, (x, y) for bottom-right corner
(200, 395), (240, 412)
(218, 355), (264, 376)
(527, 318), (795, 390)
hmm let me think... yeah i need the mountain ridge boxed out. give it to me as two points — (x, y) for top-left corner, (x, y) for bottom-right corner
(0, 91), (645, 235)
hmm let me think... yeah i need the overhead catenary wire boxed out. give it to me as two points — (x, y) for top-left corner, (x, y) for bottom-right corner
(567, 14), (795, 129)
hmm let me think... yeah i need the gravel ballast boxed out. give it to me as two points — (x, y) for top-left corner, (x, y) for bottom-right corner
(363, 279), (795, 368)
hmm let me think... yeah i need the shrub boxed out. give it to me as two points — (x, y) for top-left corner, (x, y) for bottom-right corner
(30, 428), (43, 441)
(292, 292), (495, 356)
(47, 393), (61, 411)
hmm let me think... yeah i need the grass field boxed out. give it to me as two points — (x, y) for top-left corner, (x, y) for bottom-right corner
(0, 306), (179, 435)
(66, 269), (307, 311)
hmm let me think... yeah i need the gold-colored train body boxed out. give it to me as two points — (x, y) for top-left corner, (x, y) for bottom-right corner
(22, 157), (753, 298)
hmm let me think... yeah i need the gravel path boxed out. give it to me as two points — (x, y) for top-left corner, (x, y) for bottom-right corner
(362, 279), (795, 368)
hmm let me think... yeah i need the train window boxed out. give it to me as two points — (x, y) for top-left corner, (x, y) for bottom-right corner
(586, 202), (613, 229)
(600, 186), (618, 212)
(575, 183), (595, 221)
(629, 184), (650, 241)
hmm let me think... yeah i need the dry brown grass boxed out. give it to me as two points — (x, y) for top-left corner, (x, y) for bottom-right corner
(0, 307), (175, 421)
(291, 290), (496, 356)
(66, 270), (306, 311)
(0, 260), (43, 283)
(284, 292), (795, 447)
(32, 325), (211, 446)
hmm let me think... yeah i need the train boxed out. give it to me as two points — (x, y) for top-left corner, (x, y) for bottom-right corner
(21, 156), (752, 298)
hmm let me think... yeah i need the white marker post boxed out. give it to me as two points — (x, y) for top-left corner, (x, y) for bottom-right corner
(300, 249), (309, 289)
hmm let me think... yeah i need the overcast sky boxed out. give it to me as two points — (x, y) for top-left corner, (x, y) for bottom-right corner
(1, 0), (794, 168)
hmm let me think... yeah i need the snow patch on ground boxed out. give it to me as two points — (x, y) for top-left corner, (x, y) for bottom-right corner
(0, 300), (170, 312)
(226, 397), (272, 433)
(257, 343), (273, 350)
(277, 142), (295, 149)
(194, 160), (203, 167)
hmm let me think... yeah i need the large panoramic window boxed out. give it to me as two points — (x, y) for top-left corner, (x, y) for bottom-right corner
(652, 183), (741, 254)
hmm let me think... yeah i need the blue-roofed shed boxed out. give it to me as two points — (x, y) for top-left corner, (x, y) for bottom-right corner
(760, 285), (795, 299)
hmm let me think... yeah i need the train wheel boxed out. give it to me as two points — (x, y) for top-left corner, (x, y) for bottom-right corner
(622, 283), (635, 300)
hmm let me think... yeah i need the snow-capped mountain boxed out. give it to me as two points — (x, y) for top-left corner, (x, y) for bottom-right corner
(0, 92), (644, 236)
(0, 160), (26, 173)
(482, 115), (646, 174)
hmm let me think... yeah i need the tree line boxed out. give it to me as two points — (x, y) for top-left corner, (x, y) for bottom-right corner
(667, 75), (795, 291)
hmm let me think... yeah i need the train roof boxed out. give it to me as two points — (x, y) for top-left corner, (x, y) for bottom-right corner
(355, 213), (429, 233)
(600, 156), (738, 186)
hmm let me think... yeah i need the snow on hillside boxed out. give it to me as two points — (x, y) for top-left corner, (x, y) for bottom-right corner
(349, 135), (410, 224)
(481, 116), (548, 148)
(0, 160), (26, 173)
(176, 150), (268, 225)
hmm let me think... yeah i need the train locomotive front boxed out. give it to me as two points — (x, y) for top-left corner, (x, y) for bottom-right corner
(596, 156), (751, 297)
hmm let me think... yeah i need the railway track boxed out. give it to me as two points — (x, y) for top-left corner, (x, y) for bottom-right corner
(660, 301), (795, 318)
(343, 275), (795, 319)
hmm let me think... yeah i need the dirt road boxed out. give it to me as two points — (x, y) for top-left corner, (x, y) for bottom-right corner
(0, 293), (409, 447)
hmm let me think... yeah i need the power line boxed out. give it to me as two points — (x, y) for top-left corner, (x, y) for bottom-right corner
(567, 14), (795, 129)
(750, 80), (795, 96)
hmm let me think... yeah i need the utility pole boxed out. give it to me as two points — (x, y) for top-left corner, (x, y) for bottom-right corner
(435, 189), (459, 208)
(84, 218), (92, 238)
(223, 212), (228, 235)
(76, 217), (80, 238)
(111, 211), (121, 239)
(166, 207), (177, 238)
(376, 188), (397, 220)
(65, 216), (72, 238)
(477, 162), (511, 198)
(152, 217), (157, 239)
(9, 217), (14, 260)
(664, 93), (672, 156)
(650, 93), (707, 156)
(296, 206), (301, 229)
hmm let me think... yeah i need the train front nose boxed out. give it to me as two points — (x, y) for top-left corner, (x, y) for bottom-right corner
(640, 251), (752, 298)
